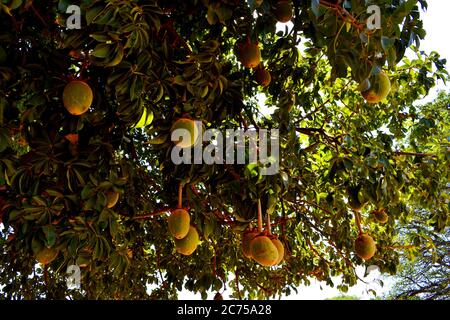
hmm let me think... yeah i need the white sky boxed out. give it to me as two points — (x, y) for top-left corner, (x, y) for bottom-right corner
(179, 2), (450, 300)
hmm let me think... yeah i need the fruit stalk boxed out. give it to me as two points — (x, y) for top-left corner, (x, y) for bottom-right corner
(178, 183), (183, 209)
(257, 199), (263, 233)
(354, 210), (363, 235)
(266, 204), (272, 235)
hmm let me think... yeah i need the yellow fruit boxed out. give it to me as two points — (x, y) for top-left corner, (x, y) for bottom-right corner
(175, 226), (199, 255)
(373, 209), (388, 224)
(250, 235), (279, 266)
(255, 67), (271, 87)
(171, 118), (200, 148)
(133, 108), (154, 129)
(272, 1), (293, 23)
(271, 238), (285, 265)
(62, 80), (93, 115)
(360, 71), (391, 103)
(36, 247), (59, 265)
(106, 191), (119, 208)
(238, 42), (261, 69)
(168, 208), (190, 239)
(242, 230), (258, 259)
(355, 233), (376, 260)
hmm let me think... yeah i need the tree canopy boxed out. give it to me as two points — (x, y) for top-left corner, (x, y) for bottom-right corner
(0, 0), (448, 299)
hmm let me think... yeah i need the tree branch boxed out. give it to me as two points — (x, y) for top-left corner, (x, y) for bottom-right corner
(132, 207), (171, 220)
(394, 151), (437, 158)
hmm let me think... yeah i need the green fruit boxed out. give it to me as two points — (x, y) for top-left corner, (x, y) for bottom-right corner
(272, 1), (293, 23)
(63, 80), (93, 116)
(347, 185), (365, 211)
(271, 238), (285, 265)
(250, 235), (279, 266)
(171, 118), (200, 148)
(175, 226), (199, 255)
(360, 71), (391, 103)
(355, 233), (376, 260)
(242, 230), (258, 259)
(168, 209), (190, 239)
(238, 42), (261, 69)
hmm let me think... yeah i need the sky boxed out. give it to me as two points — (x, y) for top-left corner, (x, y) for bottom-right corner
(179, 1), (450, 300)
(413, 0), (450, 101)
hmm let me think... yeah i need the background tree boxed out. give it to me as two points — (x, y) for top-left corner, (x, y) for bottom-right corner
(0, 0), (448, 299)
(388, 226), (449, 300)
(384, 92), (450, 301)
(387, 185), (450, 301)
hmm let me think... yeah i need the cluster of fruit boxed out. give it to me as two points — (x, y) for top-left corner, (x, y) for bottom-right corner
(242, 229), (284, 267)
(167, 208), (200, 256)
(238, 0), (391, 102)
(166, 185), (200, 255)
(235, 0), (295, 87)
(62, 79), (153, 128)
(240, 199), (284, 267)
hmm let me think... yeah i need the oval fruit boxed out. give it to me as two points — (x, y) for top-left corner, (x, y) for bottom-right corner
(347, 185), (366, 211)
(360, 71), (391, 103)
(171, 118), (200, 148)
(272, 1), (293, 23)
(168, 208), (190, 239)
(373, 209), (388, 224)
(355, 233), (376, 260)
(63, 80), (93, 115)
(106, 191), (120, 209)
(175, 226), (199, 255)
(255, 67), (271, 87)
(36, 247), (59, 265)
(250, 235), (279, 266)
(238, 42), (261, 69)
(242, 229), (258, 259)
(271, 238), (285, 265)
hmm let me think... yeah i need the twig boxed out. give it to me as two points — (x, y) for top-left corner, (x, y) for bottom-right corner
(30, 4), (49, 28)
(294, 199), (333, 216)
(225, 164), (242, 181)
(235, 268), (242, 299)
(159, 20), (192, 54)
(132, 207), (171, 220)
(394, 151), (437, 158)
(319, 0), (365, 31)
